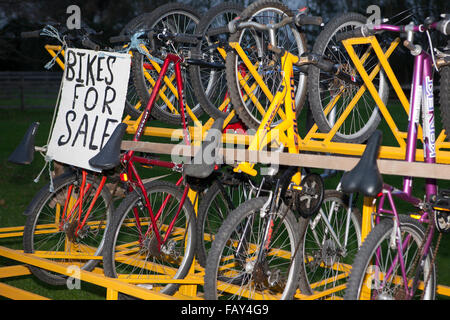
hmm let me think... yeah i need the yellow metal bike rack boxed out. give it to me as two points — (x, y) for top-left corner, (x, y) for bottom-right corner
(2, 37), (450, 300)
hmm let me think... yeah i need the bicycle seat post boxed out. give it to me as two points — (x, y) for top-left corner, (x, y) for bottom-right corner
(268, 21), (276, 47)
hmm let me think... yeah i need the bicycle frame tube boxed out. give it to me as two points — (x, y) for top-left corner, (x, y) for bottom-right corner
(107, 52), (191, 251)
(124, 53), (186, 163)
(402, 51), (437, 199)
(234, 50), (301, 177)
(421, 56), (438, 199)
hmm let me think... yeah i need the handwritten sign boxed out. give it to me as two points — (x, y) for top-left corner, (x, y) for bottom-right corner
(47, 48), (130, 172)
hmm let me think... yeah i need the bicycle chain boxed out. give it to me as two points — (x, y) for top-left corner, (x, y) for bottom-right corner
(404, 211), (441, 300)
(420, 229), (442, 300)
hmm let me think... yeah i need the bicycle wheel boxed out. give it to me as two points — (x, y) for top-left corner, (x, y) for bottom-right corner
(131, 3), (202, 125)
(102, 180), (196, 296)
(23, 170), (113, 286)
(344, 215), (436, 300)
(196, 170), (258, 267)
(308, 12), (389, 143)
(297, 190), (362, 299)
(225, 0), (308, 130)
(204, 197), (302, 300)
(440, 65), (450, 140)
(189, 2), (244, 120)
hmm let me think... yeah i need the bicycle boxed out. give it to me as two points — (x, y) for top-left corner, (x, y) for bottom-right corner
(337, 15), (450, 300)
(224, 0), (312, 130)
(129, 3), (203, 125)
(188, 2), (245, 121)
(11, 28), (203, 291)
(202, 12), (342, 299)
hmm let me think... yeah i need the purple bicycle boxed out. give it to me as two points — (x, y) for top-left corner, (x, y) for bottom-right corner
(336, 15), (450, 300)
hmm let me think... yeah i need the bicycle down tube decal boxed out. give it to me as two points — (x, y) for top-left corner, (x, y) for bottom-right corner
(46, 48), (131, 171)
(423, 75), (436, 159)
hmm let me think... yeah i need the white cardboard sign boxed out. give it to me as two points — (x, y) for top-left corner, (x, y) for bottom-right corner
(46, 48), (131, 172)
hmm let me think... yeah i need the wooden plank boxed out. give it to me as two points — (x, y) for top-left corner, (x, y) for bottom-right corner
(121, 140), (450, 180)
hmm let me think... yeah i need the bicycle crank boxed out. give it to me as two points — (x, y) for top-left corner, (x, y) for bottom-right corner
(431, 189), (450, 233)
(293, 173), (324, 218)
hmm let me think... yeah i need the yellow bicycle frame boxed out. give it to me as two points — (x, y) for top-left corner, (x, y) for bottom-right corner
(232, 45), (302, 185)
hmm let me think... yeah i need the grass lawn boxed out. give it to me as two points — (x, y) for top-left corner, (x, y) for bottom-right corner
(0, 101), (449, 300)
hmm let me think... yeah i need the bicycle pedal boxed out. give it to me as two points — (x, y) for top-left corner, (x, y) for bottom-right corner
(432, 190), (450, 233)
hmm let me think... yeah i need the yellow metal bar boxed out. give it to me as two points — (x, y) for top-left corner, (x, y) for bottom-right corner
(361, 196), (376, 243)
(234, 86), (287, 176)
(216, 279), (280, 300)
(143, 71), (180, 115)
(338, 37), (405, 148)
(359, 196), (376, 300)
(0, 246), (178, 300)
(45, 45), (65, 70)
(230, 42), (286, 120)
(0, 265), (31, 278)
(230, 42), (273, 101)
(179, 188), (199, 297)
(0, 282), (50, 300)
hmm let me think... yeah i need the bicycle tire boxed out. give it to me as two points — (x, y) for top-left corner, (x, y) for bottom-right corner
(308, 12), (389, 143)
(225, 0), (308, 130)
(297, 190), (362, 298)
(344, 215), (436, 300)
(188, 2), (244, 121)
(102, 180), (196, 296)
(195, 171), (258, 267)
(118, 12), (154, 119)
(23, 170), (113, 286)
(204, 197), (302, 300)
(440, 65), (450, 140)
(131, 3), (202, 125)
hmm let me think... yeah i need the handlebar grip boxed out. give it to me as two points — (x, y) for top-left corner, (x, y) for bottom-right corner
(437, 19), (450, 35)
(335, 27), (364, 42)
(206, 26), (230, 37)
(315, 58), (334, 73)
(109, 35), (131, 44)
(228, 17), (242, 34)
(81, 38), (100, 51)
(21, 30), (42, 39)
(172, 33), (201, 45)
(295, 15), (323, 26)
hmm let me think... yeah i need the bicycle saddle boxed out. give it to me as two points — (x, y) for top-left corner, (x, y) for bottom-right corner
(8, 122), (40, 165)
(183, 118), (224, 179)
(340, 130), (383, 198)
(89, 123), (127, 170)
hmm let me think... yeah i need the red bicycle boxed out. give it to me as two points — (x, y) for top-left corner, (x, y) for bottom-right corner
(14, 29), (254, 296)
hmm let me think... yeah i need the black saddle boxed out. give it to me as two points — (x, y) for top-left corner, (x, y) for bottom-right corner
(340, 130), (383, 197)
(8, 122), (40, 165)
(183, 118), (224, 179)
(89, 123), (128, 170)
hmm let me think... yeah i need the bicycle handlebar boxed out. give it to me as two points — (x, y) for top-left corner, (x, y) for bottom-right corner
(335, 16), (450, 42)
(81, 37), (100, 50)
(109, 34), (131, 44)
(147, 31), (202, 45)
(335, 25), (376, 42)
(228, 12), (322, 34)
(437, 19), (450, 35)
(295, 14), (323, 27)
(205, 26), (230, 37)
(21, 30), (42, 39)
(22, 25), (103, 51)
